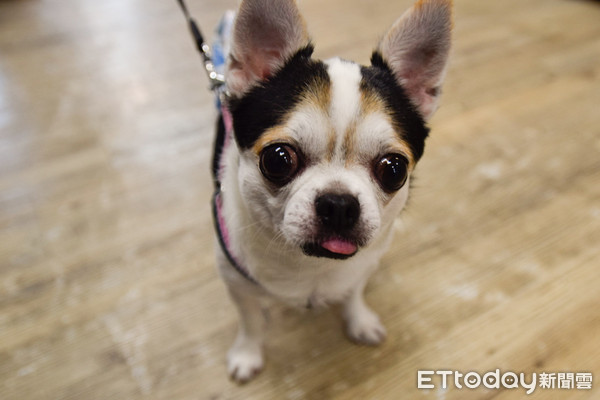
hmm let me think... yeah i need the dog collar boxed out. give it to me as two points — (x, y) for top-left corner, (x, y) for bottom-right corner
(211, 106), (259, 285)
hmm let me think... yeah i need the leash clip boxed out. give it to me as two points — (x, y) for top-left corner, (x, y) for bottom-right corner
(201, 46), (226, 90)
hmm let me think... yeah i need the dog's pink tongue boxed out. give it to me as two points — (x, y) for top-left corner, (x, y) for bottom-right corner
(321, 238), (357, 255)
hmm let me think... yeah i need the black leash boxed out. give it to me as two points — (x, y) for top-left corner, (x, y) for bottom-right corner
(175, 0), (225, 89)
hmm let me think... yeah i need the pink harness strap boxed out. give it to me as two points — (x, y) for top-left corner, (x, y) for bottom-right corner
(212, 106), (258, 285)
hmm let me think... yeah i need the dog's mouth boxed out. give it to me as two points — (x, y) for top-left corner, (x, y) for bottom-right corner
(302, 237), (359, 260)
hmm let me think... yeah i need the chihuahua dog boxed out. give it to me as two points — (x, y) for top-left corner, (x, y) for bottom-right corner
(212, 0), (452, 382)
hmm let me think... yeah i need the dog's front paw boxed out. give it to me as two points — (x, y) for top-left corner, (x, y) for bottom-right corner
(227, 338), (264, 383)
(344, 306), (387, 346)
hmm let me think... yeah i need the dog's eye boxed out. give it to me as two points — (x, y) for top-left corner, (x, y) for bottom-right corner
(374, 154), (409, 193)
(259, 144), (300, 185)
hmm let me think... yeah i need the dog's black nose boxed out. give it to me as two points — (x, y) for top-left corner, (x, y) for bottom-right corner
(315, 193), (360, 231)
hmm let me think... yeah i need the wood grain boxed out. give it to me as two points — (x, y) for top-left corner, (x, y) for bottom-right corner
(1, 0), (599, 399)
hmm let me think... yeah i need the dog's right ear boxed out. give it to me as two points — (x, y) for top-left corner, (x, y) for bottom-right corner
(227, 0), (310, 97)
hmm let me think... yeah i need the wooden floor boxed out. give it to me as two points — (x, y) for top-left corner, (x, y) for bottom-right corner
(1, 0), (599, 399)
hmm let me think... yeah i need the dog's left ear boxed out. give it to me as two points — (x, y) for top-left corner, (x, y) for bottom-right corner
(227, 0), (310, 97)
(378, 0), (453, 120)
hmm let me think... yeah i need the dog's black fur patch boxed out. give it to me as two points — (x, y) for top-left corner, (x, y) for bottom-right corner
(227, 47), (429, 162)
(361, 52), (430, 161)
(228, 45), (330, 150)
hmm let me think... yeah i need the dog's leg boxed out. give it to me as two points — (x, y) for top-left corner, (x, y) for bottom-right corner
(224, 279), (266, 383)
(342, 275), (387, 346)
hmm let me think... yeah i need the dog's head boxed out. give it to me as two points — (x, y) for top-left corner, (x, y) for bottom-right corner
(225, 0), (452, 259)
